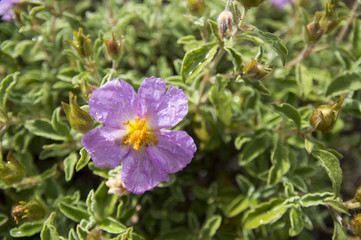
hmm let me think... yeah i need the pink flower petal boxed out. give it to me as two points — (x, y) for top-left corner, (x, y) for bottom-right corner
(138, 77), (188, 129)
(81, 127), (130, 168)
(121, 149), (169, 193)
(147, 130), (196, 173)
(89, 80), (138, 128)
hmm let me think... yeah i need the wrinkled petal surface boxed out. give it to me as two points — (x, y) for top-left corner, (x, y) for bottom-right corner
(138, 77), (188, 129)
(148, 130), (196, 173)
(271, 0), (295, 9)
(121, 149), (169, 193)
(81, 126), (130, 168)
(89, 80), (138, 128)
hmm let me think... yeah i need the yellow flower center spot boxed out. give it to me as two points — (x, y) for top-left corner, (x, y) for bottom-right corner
(122, 117), (157, 150)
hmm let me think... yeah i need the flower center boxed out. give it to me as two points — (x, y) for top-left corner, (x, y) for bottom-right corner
(122, 117), (157, 150)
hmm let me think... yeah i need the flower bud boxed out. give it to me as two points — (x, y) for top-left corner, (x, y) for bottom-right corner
(0, 152), (25, 185)
(237, 0), (264, 9)
(106, 171), (130, 197)
(310, 97), (344, 133)
(304, 12), (325, 43)
(103, 32), (122, 60)
(243, 58), (273, 79)
(352, 214), (361, 236)
(62, 92), (94, 133)
(12, 198), (47, 224)
(78, 79), (97, 102)
(187, 0), (205, 16)
(217, 10), (233, 41)
(65, 28), (93, 58)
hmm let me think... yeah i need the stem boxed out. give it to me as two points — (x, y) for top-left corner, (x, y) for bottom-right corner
(336, 0), (359, 43)
(285, 45), (309, 68)
(239, 7), (248, 28)
(112, 60), (117, 71)
(225, 0), (232, 11)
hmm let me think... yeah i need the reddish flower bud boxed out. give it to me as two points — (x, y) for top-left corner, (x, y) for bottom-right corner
(243, 58), (273, 79)
(217, 10), (233, 41)
(103, 32), (122, 60)
(237, 0), (264, 9)
(187, 0), (205, 16)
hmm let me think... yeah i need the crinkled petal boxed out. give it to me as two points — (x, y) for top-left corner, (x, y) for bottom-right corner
(81, 126), (130, 168)
(138, 77), (188, 129)
(147, 130), (196, 174)
(121, 149), (169, 194)
(89, 80), (138, 128)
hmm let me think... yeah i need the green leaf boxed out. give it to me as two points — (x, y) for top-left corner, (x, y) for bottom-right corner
(0, 72), (18, 110)
(64, 152), (78, 181)
(332, 214), (346, 240)
(239, 134), (270, 165)
(209, 86), (232, 126)
(92, 181), (118, 219)
(324, 199), (349, 215)
(289, 208), (304, 237)
(225, 46), (243, 73)
(234, 136), (251, 150)
(326, 72), (361, 97)
(268, 138), (290, 185)
(0, 213), (8, 227)
(199, 215), (222, 240)
(188, 212), (200, 230)
(24, 119), (67, 141)
(208, 20), (222, 42)
(98, 217), (126, 234)
(224, 195), (249, 218)
(59, 202), (89, 222)
(68, 229), (78, 240)
(243, 198), (289, 229)
(181, 42), (218, 83)
(10, 220), (44, 237)
(304, 138), (314, 154)
(242, 77), (271, 95)
(39, 164), (58, 180)
(300, 192), (334, 207)
(312, 150), (342, 196)
(296, 64), (313, 98)
(51, 107), (71, 139)
(41, 212), (59, 240)
(76, 148), (91, 171)
(242, 25), (288, 65)
(272, 103), (301, 131)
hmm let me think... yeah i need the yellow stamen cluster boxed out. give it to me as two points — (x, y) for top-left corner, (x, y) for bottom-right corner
(122, 117), (158, 150)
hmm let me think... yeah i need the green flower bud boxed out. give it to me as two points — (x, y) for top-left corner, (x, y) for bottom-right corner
(62, 92), (94, 133)
(12, 198), (47, 224)
(243, 58), (273, 79)
(217, 10), (233, 41)
(103, 32), (122, 60)
(187, 0), (205, 16)
(78, 79), (98, 102)
(310, 97), (344, 133)
(304, 12), (325, 43)
(65, 28), (93, 58)
(0, 152), (25, 186)
(237, 0), (264, 9)
(352, 214), (361, 236)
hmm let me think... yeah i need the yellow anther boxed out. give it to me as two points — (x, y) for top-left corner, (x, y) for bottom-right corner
(122, 117), (157, 150)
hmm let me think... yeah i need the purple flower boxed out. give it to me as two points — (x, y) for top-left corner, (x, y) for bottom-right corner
(271, 0), (295, 9)
(0, 0), (20, 21)
(81, 77), (197, 194)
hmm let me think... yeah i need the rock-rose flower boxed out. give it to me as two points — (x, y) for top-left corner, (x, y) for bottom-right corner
(81, 77), (197, 194)
(0, 0), (20, 21)
(270, 0), (295, 9)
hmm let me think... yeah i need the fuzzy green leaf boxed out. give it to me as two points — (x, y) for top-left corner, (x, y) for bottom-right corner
(326, 72), (361, 97)
(199, 215), (222, 240)
(239, 134), (270, 165)
(24, 119), (67, 141)
(272, 103), (301, 131)
(0, 72), (18, 110)
(59, 202), (89, 222)
(40, 212), (59, 240)
(10, 221), (44, 237)
(300, 192), (334, 207)
(225, 46), (243, 73)
(224, 195), (249, 218)
(64, 152), (78, 181)
(0, 213), (8, 227)
(181, 42), (218, 83)
(243, 198), (289, 229)
(312, 150), (342, 196)
(208, 20), (222, 42)
(289, 208), (304, 237)
(268, 138), (290, 185)
(99, 217), (126, 234)
(76, 148), (91, 171)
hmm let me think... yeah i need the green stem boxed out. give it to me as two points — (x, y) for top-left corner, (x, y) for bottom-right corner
(240, 7), (248, 28)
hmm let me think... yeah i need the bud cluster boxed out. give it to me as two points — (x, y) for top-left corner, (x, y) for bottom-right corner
(103, 32), (123, 60)
(243, 58), (273, 80)
(12, 198), (48, 224)
(65, 28), (93, 58)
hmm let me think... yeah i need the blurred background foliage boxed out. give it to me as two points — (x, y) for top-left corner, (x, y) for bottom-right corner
(1, 0), (361, 239)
